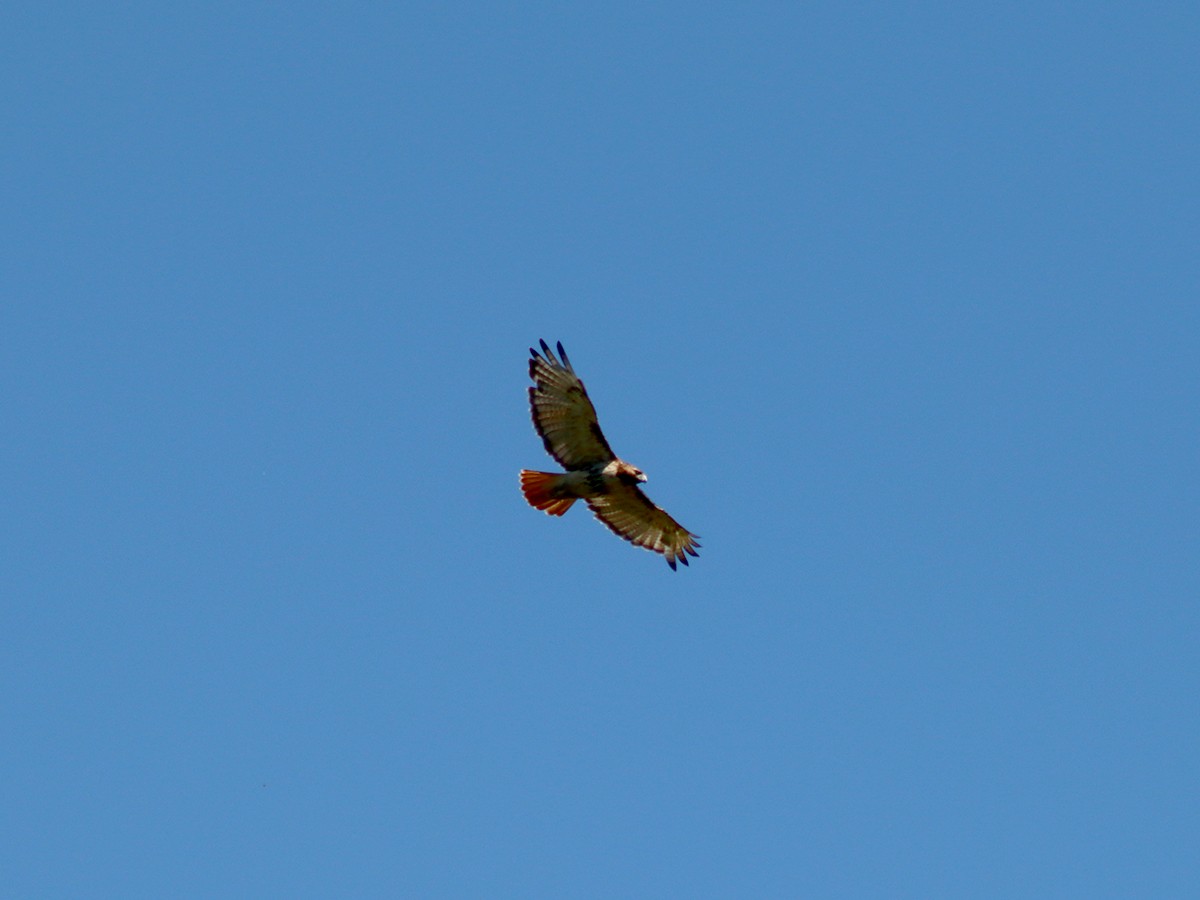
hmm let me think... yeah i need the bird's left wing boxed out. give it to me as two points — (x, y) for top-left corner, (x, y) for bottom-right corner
(586, 482), (701, 570)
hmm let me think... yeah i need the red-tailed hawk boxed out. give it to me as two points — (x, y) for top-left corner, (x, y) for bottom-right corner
(519, 339), (700, 570)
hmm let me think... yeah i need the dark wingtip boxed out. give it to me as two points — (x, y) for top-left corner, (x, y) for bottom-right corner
(539, 338), (551, 356)
(667, 557), (678, 571)
(556, 341), (571, 369)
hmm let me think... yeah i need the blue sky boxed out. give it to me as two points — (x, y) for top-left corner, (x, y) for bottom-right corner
(3, 2), (1197, 896)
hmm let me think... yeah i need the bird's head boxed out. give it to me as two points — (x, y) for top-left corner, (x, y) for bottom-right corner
(616, 461), (647, 484)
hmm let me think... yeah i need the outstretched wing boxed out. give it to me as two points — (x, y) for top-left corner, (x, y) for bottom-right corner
(586, 483), (701, 570)
(528, 339), (615, 470)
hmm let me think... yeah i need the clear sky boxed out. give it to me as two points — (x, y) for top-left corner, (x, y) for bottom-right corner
(3, 3), (1197, 897)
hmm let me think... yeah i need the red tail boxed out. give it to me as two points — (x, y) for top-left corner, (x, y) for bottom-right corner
(520, 470), (576, 516)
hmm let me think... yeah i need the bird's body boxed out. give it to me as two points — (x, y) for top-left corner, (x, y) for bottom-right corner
(519, 340), (699, 570)
(519, 459), (645, 516)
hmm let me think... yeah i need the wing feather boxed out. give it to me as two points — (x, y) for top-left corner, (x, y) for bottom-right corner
(528, 340), (615, 469)
(586, 482), (701, 571)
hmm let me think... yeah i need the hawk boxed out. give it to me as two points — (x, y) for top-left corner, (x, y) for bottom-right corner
(519, 339), (700, 570)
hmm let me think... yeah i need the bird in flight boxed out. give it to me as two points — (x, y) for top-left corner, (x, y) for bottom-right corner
(519, 340), (700, 570)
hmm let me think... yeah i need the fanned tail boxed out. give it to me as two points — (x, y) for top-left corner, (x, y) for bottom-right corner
(520, 470), (577, 516)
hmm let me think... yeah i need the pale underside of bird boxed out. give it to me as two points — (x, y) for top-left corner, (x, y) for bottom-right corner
(519, 339), (700, 570)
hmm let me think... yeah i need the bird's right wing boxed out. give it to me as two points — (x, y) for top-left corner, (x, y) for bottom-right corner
(528, 339), (615, 469)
